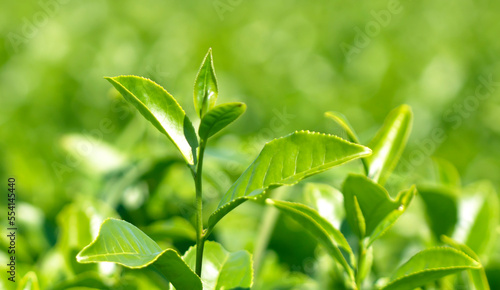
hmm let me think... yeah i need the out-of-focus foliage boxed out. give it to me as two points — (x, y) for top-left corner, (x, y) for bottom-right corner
(1, 0), (499, 288)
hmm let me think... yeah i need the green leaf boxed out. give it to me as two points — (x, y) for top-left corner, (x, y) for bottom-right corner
(460, 181), (499, 260)
(324, 111), (360, 144)
(304, 183), (345, 228)
(199, 102), (246, 140)
(208, 131), (372, 230)
(144, 217), (197, 241)
(367, 186), (416, 246)
(76, 218), (202, 290)
(194, 48), (218, 117)
(418, 186), (458, 241)
(325, 111), (370, 176)
(17, 271), (40, 290)
(183, 241), (253, 290)
(381, 247), (481, 290)
(342, 174), (401, 239)
(441, 236), (490, 290)
(266, 199), (354, 279)
(106, 76), (198, 165)
(365, 105), (413, 185)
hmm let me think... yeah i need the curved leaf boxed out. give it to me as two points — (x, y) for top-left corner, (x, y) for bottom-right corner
(106, 76), (198, 165)
(304, 183), (345, 228)
(342, 174), (399, 239)
(381, 247), (481, 290)
(366, 104), (413, 185)
(324, 111), (360, 144)
(194, 48), (218, 117)
(266, 199), (354, 279)
(460, 181), (499, 260)
(208, 131), (372, 230)
(199, 102), (246, 140)
(183, 241), (253, 290)
(77, 218), (202, 290)
(367, 186), (416, 246)
(419, 186), (457, 240)
(441, 236), (490, 290)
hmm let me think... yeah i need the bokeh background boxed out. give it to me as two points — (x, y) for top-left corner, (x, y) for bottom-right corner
(1, 0), (500, 289)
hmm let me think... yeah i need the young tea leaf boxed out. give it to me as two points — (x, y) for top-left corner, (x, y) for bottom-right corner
(194, 48), (218, 118)
(199, 102), (246, 140)
(76, 218), (202, 290)
(183, 241), (253, 290)
(367, 186), (416, 246)
(381, 247), (481, 290)
(208, 131), (372, 230)
(106, 76), (198, 165)
(342, 174), (400, 239)
(325, 111), (369, 175)
(266, 199), (354, 279)
(324, 111), (361, 144)
(365, 105), (412, 185)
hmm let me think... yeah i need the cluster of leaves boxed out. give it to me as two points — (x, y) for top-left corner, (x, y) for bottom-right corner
(9, 50), (497, 290)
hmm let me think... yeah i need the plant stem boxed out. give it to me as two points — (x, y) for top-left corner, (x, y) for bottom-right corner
(356, 239), (366, 289)
(194, 139), (207, 277)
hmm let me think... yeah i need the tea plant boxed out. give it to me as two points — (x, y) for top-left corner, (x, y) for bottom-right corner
(76, 49), (372, 289)
(74, 50), (492, 290)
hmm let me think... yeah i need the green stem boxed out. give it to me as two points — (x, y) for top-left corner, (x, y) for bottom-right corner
(253, 188), (285, 277)
(194, 139), (207, 277)
(356, 239), (366, 289)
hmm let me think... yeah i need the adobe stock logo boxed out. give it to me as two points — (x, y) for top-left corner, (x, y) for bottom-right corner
(341, 0), (403, 63)
(5, 0), (71, 54)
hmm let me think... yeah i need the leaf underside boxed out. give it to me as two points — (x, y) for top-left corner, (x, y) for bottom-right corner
(77, 218), (202, 290)
(208, 131), (372, 229)
(266, 199), (353, 278)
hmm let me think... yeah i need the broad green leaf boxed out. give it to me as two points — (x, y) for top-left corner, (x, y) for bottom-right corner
(382, 247), (481, 290)
(77, 218), (202, 290)
(419, 186), (458, 240)
(365, 105), (413, 185)
(367, 186), (416, 246)
(199, 102), (246, 140)
(441, 236), (490, 290)
(266, 199), (354, 278)
(17, 271), (40, 290)
(183, 241), (253, 290)
(144, 217), (196, 241)
(106, 76), (198, 165)
(304, 183), (345, 228)
(194, 48), (218, 117)
(342, 174), (400, 239)
(208, 131), (372, 230)
(460, 181), (499, 260)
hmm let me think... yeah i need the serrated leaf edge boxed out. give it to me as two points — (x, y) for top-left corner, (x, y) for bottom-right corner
(381, 247), (482, 289)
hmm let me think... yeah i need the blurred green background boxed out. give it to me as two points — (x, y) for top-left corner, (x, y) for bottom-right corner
(1, 0), (500, 289)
